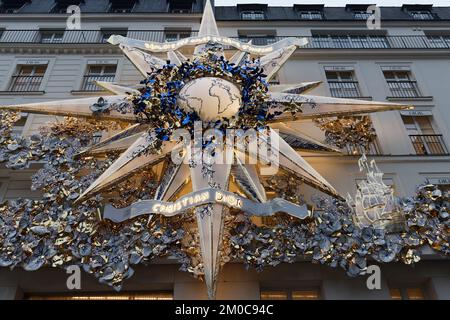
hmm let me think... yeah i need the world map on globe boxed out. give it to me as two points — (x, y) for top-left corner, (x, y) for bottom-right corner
(177, 77), (242, 121)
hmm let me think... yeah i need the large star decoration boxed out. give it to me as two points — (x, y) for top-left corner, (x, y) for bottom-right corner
(1, 0), (412, 299)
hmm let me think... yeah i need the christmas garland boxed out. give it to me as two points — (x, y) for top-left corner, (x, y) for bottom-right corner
(0, 113), (448, 290)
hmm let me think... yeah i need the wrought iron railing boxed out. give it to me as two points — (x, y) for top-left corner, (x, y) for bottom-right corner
(1, 31), (450, 49)
(386, 80), (421, 98)
(328, 81), (362, 98)
(409, 134), (448, 155)
(344, 138), (382, 156)
(81, 75), (115, 91)
(9, 75), (44, 92)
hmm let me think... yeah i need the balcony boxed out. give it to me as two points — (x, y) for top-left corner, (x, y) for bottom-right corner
(80, 75), (115, 92)
(409, 135), (448, 155)
(1, 31), (450, 50)
(328, 81), (363, 98)
(9, 75), (44, 92)
(386, 81), (421, 98)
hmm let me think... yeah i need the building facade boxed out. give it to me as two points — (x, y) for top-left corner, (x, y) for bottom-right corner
(0, 0), (449, 300)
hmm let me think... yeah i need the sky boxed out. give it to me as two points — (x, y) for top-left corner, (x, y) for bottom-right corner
(215, 0), (449, 6)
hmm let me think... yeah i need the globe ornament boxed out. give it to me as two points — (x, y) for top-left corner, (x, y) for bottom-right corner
(178, 77), (242, 122)
(0, 0), (416, 300)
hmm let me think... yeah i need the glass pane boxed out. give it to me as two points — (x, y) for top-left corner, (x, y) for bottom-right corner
(390, 288), (402, 300)
(292, 290), (320, 300)
(26, 292), (173, 300)
(415, 117), (435, 134)
(165, 33), (178, 42)
(325, 71), (338, 80)
(87, 66), (103, 75)
(383, 71), (395, 80)
(103, 65), (117, 74)
(18, 66), (34, 75)
(34, 66), (47, 75)
(407, 288), (424, 300)
(339, 71), (354, 80)
(260, 291), (288, 300)
(395, 71), (410, 80)
(401, 116), (419, 133)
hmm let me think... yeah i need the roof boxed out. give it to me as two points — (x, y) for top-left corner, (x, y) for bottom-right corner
(0, 0), (450, 21)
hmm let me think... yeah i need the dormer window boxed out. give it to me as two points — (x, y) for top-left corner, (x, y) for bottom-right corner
(0, 0), (29, 13)
(108, 0), (136, 13)
(353, 11), (371, 20)
(241, 10), (265, 20)
(294, 5), (324, 20)
(403, 5), (436, 20)
(409, 10), (434, 20)
(51, 1), (83, 14)
(238, 4), (267, 20)
(345, 4), (374, 20)
(168, 0), (194, 14)
(299, 11), (323, 20)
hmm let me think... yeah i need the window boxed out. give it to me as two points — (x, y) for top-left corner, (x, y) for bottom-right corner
(25, 291), (173, 300)
(401, 115), (447, 155)
(312, 34), (389, 49)
(326, 70), (361, 98)
(299, 11), (323, 20)
(165, 30), (191, 42)
(81, 65), (116, 91)
(40, 30), (64, 43)
(100, 29), (127, 43)
(108, 0), (136, 13)
(241, 10), (266, 20)
(294, 5), (324, 20)
(51, 1), (83, 14)
(168, 0), (193, 14)
(409, 10), (434, 20)
(353, 11), (372, 20)
(0, 0), (28, 13)
(238, 35), (276, 46)
(383, 71), (420, 98)
(9, 65), (47, 92)
(390, 287), (425, 300)
(261, 288), (320, 300)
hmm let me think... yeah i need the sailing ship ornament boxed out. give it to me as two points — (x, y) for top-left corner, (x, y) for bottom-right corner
(347, 154), (400, 228)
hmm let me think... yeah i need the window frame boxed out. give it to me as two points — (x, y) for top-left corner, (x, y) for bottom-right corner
(325, 70), (362, 98)
(81, 64), (117, 92)
(389, 286), (427, 300)
(39, 29), (65, 44)
(383, 70), (421, 98)
(409, 10), (435, 20)
(9, 64), (48, 92)
(298, 10), (323, 20)
(164, 29), (192, 42)
(168, 0), (193, 14)
(240, 10), (266, 20)
(108, 1), (136, 13)
(260, 287), (321, 300)
(100, 29), (128, 43)
(353, 11), (372, 20)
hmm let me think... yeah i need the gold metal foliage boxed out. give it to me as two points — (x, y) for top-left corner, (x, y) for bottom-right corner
(314, 116), (377, 151)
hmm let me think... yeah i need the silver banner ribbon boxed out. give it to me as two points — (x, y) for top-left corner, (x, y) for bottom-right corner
(104, 188), (311, 223)
(109, 35), (308, 55)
